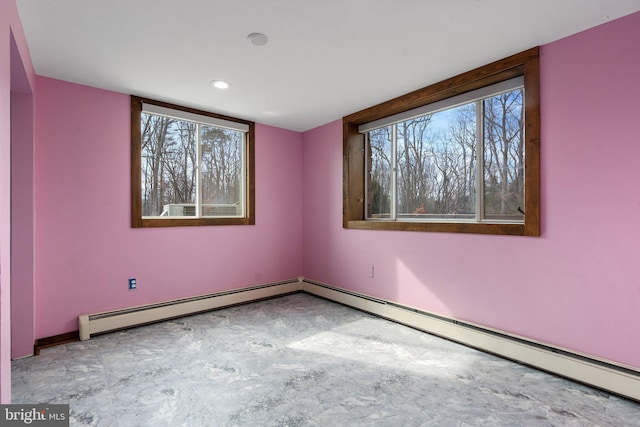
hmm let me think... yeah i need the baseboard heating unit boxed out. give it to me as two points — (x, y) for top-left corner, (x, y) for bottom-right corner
(298, 279), (640, 403)
(78, 277), (640, 402)
(78, 279), (301, 341)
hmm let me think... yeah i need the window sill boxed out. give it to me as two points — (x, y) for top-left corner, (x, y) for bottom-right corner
(346, 220), (537, 236)
(133, 217), (255, 228)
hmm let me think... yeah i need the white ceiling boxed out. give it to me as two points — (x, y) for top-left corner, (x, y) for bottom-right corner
(16, 0), (640, 132)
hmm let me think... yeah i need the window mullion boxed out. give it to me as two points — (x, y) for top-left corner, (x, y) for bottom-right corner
(476, 100), (485, 222)
(240, 132), (247, 217)
(364, 134), (369, 218)
(196, 124), (202, 218)
(391, 124), (398, 221)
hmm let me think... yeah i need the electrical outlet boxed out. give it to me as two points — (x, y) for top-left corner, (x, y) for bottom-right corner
(367, 264), (374, 278)
(128, 278), (137, 290)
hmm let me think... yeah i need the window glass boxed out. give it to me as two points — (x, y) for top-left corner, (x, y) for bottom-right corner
(366, 126), (392, 218)
(365, 86), (523, 224)
(199, 125), (244, 217)
(482, 89), (524, 220)
(396, 106), (477, 220)
(141, 114), (197, 217)
(141, 113), (246, 219)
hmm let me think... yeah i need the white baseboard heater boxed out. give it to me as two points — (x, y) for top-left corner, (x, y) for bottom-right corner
(78, 279), (302, 341)
(299, 279), (640, 403)
(77, 277), (640, 402)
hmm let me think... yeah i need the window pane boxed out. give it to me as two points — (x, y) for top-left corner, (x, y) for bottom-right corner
(396, 105), (476, 219)
(366, 127), (392, 218)
(141, 114), (196, 217)
(200, 125), (243, 217)
(483, 89), (525, 221)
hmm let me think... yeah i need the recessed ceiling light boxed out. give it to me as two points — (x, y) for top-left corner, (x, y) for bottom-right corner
(210, 80), (230, 89)
(247, 32), (268, 47)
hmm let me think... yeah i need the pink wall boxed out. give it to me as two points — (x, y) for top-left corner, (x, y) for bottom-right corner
(0, 7), (10, 404)
(11, 88), (34, 360)
(34, 77), (303, 338)
(1, 0), (35, 403)
(302, 12), (640, 369)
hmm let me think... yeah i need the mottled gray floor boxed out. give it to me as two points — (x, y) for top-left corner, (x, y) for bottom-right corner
(11, 293), (640, 426)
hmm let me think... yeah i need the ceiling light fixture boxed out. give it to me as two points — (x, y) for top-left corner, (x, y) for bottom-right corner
(247, 32), (268, 47)
(210, 80), (230, 89)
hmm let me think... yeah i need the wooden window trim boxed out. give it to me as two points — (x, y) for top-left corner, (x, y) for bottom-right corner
(131, 96), (255, 228)
(343, 47), (540, 236)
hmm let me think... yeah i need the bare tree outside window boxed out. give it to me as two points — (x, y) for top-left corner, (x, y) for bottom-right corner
(483, 90), (524, 219)
(365, 89), (524, 223)
(366, 127), (392, 218)
(140, 113), (244, 218)
(200, 125), (243, 216)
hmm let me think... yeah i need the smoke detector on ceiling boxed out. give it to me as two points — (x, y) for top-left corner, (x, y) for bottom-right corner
(247, 32), (268, 47)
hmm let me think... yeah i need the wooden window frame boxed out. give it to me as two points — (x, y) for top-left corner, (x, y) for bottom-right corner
(131, 96), (255, 228)
(343, 47), (540, 236)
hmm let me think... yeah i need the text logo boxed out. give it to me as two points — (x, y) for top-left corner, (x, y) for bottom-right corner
(1, 405), (69, 426)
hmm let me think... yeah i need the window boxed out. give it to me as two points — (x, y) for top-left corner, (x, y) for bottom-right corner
(131, 97), (255, 227)
(365, 77), (525, 222)
(343, 48), (540, 236)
